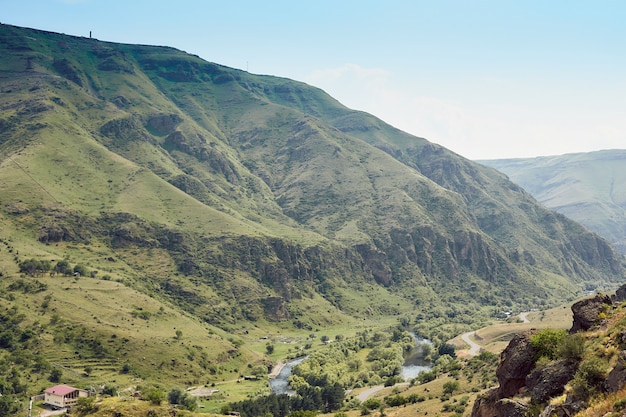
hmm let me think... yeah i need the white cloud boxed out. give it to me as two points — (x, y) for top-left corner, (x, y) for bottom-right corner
(305, 64), (626, 160)
(305, 64), (480, 158)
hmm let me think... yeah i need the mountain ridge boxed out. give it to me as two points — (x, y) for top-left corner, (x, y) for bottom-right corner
(479, 149), (626, 254)
(0, 23), (624, 403)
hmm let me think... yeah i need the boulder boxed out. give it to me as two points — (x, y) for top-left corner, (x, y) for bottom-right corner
(526, 359), (578, 403)
(497, 330), (539, 398)
(614, 283), (626, 303)
(570, 294), (612, 332)
(471, 389), (528, 417)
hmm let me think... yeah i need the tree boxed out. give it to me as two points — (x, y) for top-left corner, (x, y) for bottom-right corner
(144, 387), (165, 405)
(180, 393), (197, 411)
(175, 329), (183, 340)
(49, 368), (62, 383)
(266, 343), (275, 354)
(73, 264), (88, 277)
(443, 380), (460, 394)
(74, 397), (97, 416)
(0, 395), (19, 416)
(19, 258), (50, 276)
(53, 260), (71, 275)
(438, 343), (457, 358)
(168, 387), (183, 405)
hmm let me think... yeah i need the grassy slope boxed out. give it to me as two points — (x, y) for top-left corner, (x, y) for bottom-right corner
(0, 24), (625, 411)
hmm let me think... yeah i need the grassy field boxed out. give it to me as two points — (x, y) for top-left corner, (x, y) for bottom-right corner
(451, 304), (573, 356)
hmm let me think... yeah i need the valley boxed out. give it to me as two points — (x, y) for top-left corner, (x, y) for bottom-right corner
(0, 23), (625, 417)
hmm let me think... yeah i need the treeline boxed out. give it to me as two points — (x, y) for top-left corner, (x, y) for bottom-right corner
(228, 382), (344, 417)
(18, 258), (94, 277)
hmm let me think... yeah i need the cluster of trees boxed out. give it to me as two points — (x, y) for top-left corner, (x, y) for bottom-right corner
(140, 386), (198, 411)
(228, 382), (344, 417)
(291, 329), (412, 390)
(18, 258), (92, 277)
(0, 306), (43, 415)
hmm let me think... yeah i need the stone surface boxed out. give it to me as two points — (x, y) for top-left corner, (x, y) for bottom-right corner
(614, 283), (626, 303)
(526, 359), (578, 403)
(496, 330), (539, 398)
(570, 294), (612, 332)
(471, 389), (528, 417)
(606, 351), (626, 393)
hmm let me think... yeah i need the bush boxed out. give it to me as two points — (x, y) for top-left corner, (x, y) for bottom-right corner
(443, 380), (460, 394)
(362, 398), (382, 410)
(74, 397), (97, 416)
(415, 369), (436, 384)
(385, 395), (406, 407)
(530, 329), (567, 360)
(571, 356), (608, 400)
(143, 387), (166, 405)
(557, 333), (585, 361)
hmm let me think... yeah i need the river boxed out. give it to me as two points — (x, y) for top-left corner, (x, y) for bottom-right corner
(269, 356), (307, 395)
(400, 334), (432, 380)
(269, 334), (432, 394)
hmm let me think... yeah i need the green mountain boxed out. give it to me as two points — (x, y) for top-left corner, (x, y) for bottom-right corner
(479, 150), (626, 254)
(0, 23), (624, 401)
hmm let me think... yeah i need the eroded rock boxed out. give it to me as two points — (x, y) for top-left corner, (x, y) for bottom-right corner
(497, 330), (539, 398)
(570, 294), (612, 332)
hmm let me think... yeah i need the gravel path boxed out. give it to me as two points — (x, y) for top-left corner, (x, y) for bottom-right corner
(461, 331), (481, 356)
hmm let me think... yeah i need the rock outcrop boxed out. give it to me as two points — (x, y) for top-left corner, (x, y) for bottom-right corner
(496, 330), (538, 398)
(606, 351), (626, 393)
(471, 388), (528, 417)
(526, 359), (578, 403)
(569, 294), (612, 332)
(614, 283), (626, 303)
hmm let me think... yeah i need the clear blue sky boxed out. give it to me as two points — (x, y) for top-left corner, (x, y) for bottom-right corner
(2, 0), (625, 159)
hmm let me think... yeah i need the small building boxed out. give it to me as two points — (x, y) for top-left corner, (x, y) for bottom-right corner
(43, 385), (89, 409)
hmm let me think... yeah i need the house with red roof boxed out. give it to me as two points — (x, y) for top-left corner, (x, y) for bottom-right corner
(43, 384), (90, 409)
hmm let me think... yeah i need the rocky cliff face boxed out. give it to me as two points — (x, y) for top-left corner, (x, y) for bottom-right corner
(472, 285), (626, 417)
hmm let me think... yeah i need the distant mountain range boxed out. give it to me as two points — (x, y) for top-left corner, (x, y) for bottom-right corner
(480, 150), (626, 254)
(0, 23), (624, 393)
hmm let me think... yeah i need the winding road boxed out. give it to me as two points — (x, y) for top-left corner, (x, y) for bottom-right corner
(519, 312), (530, 323)
(460, 331), (481, 356)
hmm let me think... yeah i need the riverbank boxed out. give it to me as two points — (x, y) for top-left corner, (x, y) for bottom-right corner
(268, 361), (285, 379)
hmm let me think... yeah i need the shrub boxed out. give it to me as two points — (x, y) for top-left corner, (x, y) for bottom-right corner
(385, 395), (406, 407)
(571, 356), (609, 400)
(362, 398), (381, 410)
(143, 387), (165, 405)
(443, 380), (460, 394)
(558, 333), (585, 361)
(615, 397), (626, 411)
(415, 369), (436, 384)
(74, 397), (97, 415)
(530, 329), (567, 360)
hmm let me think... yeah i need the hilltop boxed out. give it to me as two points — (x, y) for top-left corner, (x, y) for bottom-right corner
(0, 23), (624, 413)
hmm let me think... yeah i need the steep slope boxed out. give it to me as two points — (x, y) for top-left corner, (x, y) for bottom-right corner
(480, 150), (626, 254)
(0, 24), (624, 397)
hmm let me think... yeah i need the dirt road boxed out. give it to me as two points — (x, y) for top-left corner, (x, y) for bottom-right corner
(461, 331), (481, 356)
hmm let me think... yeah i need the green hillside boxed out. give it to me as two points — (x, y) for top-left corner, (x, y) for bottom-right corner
(480, 149), (626, 254)
(0, 23), (624, 411)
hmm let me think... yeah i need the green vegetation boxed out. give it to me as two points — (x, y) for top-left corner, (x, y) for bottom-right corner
(0, 22), (624, 416)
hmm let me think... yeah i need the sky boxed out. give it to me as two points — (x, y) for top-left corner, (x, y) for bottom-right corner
(2, 0), (625, 159)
